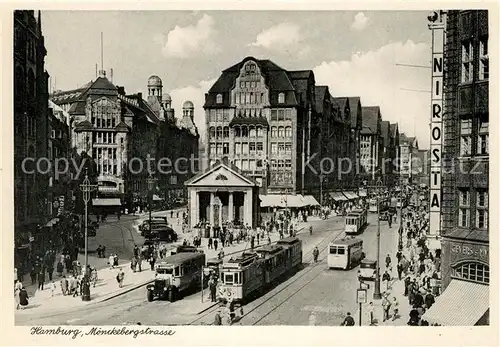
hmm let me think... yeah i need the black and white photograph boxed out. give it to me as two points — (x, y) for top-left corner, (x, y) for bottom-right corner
(5, 4), (497, 344)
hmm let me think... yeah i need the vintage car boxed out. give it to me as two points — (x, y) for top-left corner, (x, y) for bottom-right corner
(143, 224), (178, 242)
(146, 252), (206, 302)
(357, 259), (377, 281)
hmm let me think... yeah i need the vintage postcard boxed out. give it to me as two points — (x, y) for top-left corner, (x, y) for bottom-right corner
(2, 1), (498, 346)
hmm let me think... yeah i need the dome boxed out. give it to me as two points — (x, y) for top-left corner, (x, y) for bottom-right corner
(148, 75), (163, 87)
(183, 100), (194, 109)
(162, 93), (171, 102)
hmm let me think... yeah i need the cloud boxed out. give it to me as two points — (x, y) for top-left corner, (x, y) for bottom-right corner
(160, 14), (219, 58)
(249, 22), (310, 54)
(313, 40), (432, 148)
(351, 12), (369, 31)
(168, 78), (217, 140)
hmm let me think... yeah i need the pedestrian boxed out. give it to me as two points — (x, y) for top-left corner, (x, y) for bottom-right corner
(391, 297), (399, 321)
(133, 245), (139, 258)
(38, 270), (45, 290)
(209, 277), (217, 302)
(131, 257), (137, 273)
(214, 239), (218, 251)
(250, 237), (254, 250)
(213, 308), (222, 325)
(50, 281), (57, 297)
(313, 247), (319, 263)
(113, 254), (119, 267)
(149, 256), (155, 271)
(341, 312), (355, 326)
(30, 267), (37, 285)
(47, 264), (54, 282)
(382, 295), (391, 322)
(19, 286), (29, 309)
(56, 261), (64, 277)
(424, 290), (435, 309)
(397, 262), (403, 281)
(382, 270), (391, 291)
(208, 237), (213, 249)
(367, 302), (375, 325)
(137, 255), (142, 272)
(218, 248), (225, 260)
(14, 280), (23, 310)
(117, 269), (125, 288)
(385, 254), (391, 269)
(109, 254), (115, 269)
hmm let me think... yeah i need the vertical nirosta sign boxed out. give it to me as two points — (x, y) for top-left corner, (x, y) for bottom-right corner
(428, 11), (446, 236)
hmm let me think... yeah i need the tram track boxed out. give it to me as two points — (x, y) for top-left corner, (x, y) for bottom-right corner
(188, 226), (346, 325)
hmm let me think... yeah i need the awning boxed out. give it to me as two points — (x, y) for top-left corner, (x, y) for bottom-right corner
(343, 191), (359, 200)
(260, 194), (307, 208)
(152, 194), (163, 201)
(92, 198), (122, 207)
(259, 194), (284, 208)
(421, 280), (489, 326)
(287, 194), (307, 208)
(329, 192), (347, 201)
(303, 195), (320, 206)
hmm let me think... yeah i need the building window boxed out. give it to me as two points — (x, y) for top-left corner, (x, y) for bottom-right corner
(249, 127), (256, 138)
(271, 110), (277, 121)
(235, 142), (241, 155)
(223, 126), (229, 139)
(216, 109), (223, 122)
(256, 126), (263, 137)
(256, 160), (263, 168)
(249, 159), (256, 171)
(452, 262), (489, 284)
(271, 143), (277, 154)
(285, 143), (292, 153)
(241, 160), (248, 171)
(241, 126), (248, 138)
(278, 127), (284, 137)
(271, 160), (277, 169)
(209, 143), (215, 155)
(476, 189), (488, 229)
(461, 40), (473, 83)
(278, 142), (285, 153)
(278, 110), (285, 121)
(460, 119), (472, 156)
(216, 143), (223, 155)
(285, 159), (292, 169)
(458, 189), (470, 227)
(285, 126), (292, 137)
(249, 142), (256, 154)
(242, 143), (249, 154)
(479, 37), (489, 80)
(257, 142), (263, 154)
(285, 109), (292, 120)
(278, 93), (285, 104)
(223, 143), (229, 155)
(216, 126), (222, 139)
(216, 94), (223, 104)
(271, 126), (277, 138)
(478, 119), (489, 155)
(223, 109), (229, 122)
(209, 127), (216, 139)
(234, 126), (240, 137)
(233, 159), (240, 169)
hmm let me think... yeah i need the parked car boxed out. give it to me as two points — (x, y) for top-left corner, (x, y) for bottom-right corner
(139, 217), (169, 235)
(357, 259), (377, 281)
(146, 224), (178, 243)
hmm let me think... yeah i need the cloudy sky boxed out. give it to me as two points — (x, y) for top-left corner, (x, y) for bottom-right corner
(41, 10), (434, 148)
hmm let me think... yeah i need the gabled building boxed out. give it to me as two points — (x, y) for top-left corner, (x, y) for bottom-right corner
(348, 97), (363, 186)
(390, 123), (400, 180)
(203, 57), (316, 196)
(399, 133), (416, 184)
(360, 106), (382, 182)
(331, 97), (352, 189)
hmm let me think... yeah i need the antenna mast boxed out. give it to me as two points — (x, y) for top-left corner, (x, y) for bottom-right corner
(101, 32), (104, 71)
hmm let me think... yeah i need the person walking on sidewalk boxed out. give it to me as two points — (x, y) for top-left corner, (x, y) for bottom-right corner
(209, 277), (217, 302)
(341, 312), (355, 326)
(47, 263), (54, 282)
(38, 270), (45, 290)
(382, 295), (391, 322)
(214, 239), (218, 251)
(117, 269), (125, 288)
(109, 254), (115, 269)
(385, 254), (392, 269)
(57, 261), (64, 277)
(367, 302), (375, 325)
(313, 247), (319, 263)
(391, 297), (399, 321)
(113, 254), (119, 267)
(397, 262), (403, 281)
(19, 286), (29, 309)
(14, 280), (22, 310)
(149, 256), (156, 271)
(208, 237), (213, 249)
(50, 281), (57, 297)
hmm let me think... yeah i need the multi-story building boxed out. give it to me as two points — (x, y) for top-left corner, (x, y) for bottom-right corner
(380, 120), (397, 186)
(14, 10), (50, 251)
(51, 73), (199, 210)
(331, 97), (352, 189)
(424, 10), (489, 326)
(360, 106), (382, 183)
(203, 57), (316, 196)
(390, 123), (400, 181)
(348, 97), (363, 187)
(399, 133), (417, 184)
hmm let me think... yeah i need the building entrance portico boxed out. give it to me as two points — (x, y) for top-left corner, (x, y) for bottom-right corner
(185, 161), (259, 236)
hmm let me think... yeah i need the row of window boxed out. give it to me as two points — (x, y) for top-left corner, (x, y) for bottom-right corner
(234, 142), (264, 155)
(270, 159), (292, 170)
(452, 262), (489, 284)
(91, 116), (117, 129)
(92, 131), (118, 144)
(209, 143), (230, 156)
(208, 109), (231, 122)
(271, 172), (293, 185)
(459, 119), (489, 156)
(271, 126), (293, 138)
(270, 109), (293, 121)
(209, 126), (266, 139)
(233, 159), (263, 171)
(458, 189), (488, 229)
(271, 142), (293, 154)
(461, 37), (488, 83)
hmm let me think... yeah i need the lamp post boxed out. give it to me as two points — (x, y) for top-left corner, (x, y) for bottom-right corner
(319, 174), (324, 206)
(366, 178), (384, 300)
(147, 173), (158, 234)
(79, 170), (98, 301)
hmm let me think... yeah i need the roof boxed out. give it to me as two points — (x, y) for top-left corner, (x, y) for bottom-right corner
(330, 238), (363, 246)
(90, 76), (117, 92)
(381, 121), (391, 147)
(288, 70), (313, 80)
(74, 120), (94, 132)
(276, 237), (300, 245)
(314, 86), (329, 114)
(361, 106), (380, 134)
(158, 252), (205, 266)
(347, 97), (361, 128)
(229, 116), (269, 127)
(184, 159), (258, 187)
(421, 280), (489, 326)
(115, 121), (131, 132)
(332, 97), (349, 123)
(390, 123), (399, 138)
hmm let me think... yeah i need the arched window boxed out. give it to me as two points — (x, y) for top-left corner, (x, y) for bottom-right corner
(249, 126), (256, 138)
(216, 94), (223, 104)
(256, 126), (263, 137)
(223, 126), (229, 138)
(209, 127), (216, 139)
(271, 126), (277, 138)
(234, 126), (241, 137)
(278, 126), (285, 137)
(278, 92), (285, 104)
(452, 261), (489, 284)
(241, 126), (248, 138)
(285, 126), (292, 138)
(216, 126), (223, 139)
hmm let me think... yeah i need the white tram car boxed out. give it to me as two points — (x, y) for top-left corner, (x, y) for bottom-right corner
(219, 237), (302, 303)
(344, 208), (368, 235)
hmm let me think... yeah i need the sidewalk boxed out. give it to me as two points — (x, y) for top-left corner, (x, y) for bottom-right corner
(15, 222), (309, 318)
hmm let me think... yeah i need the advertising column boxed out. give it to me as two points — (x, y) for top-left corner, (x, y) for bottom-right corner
(428, 11), (446, 236)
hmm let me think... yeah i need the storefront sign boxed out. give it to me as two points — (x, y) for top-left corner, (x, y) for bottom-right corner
(428, 12), (445, 236)
(451, 244), (489, 261)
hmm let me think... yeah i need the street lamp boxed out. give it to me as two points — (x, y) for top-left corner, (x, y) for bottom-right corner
(147, 173), (158, 234)
(366, 178), (384, 300)
(319, 174), (324, 206)
(79, 170), (98, 301)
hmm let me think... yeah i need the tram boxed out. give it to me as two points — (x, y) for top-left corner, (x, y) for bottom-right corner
(344, 208), (368, 235)
(327, 238), (364, 270)
(368, 197), (389, 213)
(219, 237), (302, 304)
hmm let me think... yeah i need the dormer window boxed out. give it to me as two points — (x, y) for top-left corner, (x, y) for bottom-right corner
(216, 94), (223, 104)
(278, 93), (285, 104)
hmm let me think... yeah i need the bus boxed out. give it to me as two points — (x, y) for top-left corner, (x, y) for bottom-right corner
(344, 209), (368, 235)
(327, 238), (364, 270)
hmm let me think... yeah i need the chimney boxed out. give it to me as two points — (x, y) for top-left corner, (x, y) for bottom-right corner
(98, 70), (106, 78)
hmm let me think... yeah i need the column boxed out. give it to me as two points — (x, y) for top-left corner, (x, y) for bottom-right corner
(189, 189), (198, 229)
(228, 192), (234, 222)
(247, 190), (253, 228)
(209, 192), (215, 228)
(244, 190), (252, 227)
